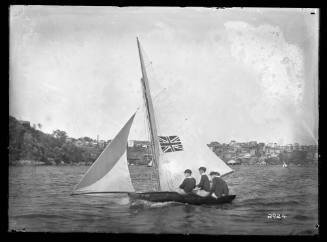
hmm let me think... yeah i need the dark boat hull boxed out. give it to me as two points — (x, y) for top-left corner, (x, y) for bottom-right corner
(128, 191), (236, 205)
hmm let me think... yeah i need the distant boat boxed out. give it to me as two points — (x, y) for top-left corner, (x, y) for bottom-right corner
(72, 38), (236, 205)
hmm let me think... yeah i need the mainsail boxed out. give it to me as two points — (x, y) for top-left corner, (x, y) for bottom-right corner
(137, 39), (233, 192)
(156, 117), (234, 191)
(137, 37), (161, 191)
(73, 114), (136, 194)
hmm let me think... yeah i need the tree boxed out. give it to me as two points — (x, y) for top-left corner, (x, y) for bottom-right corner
(53, 146), (63, 164)
(9, 116), (26, 162)
(20, 132), (35, 160)
(52, 129), (68, 145)
(9, 115), (103, 165)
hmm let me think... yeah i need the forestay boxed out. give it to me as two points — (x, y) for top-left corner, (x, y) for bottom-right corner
(73, 114), (136, 194)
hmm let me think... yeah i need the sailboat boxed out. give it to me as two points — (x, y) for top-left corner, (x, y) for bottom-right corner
(72, 38), (236, 205)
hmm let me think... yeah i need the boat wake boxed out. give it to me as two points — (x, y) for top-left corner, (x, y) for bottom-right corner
(129, 199), (179, 208)
(114, 196), (130, 205)
(82, 193), (131, 205)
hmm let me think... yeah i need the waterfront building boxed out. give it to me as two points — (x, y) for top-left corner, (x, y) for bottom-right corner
(294, 143), (300, 150)
(128, 140), (134, 147)
(249, 141), (257, 147)
(229, 140), (237, 147)
(286, 144), (293, 152)
(250, 148), (256, 156)
(75, 140), (84, 147)
(18, 120), (31, 128)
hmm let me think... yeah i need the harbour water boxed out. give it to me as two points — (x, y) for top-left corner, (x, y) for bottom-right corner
(9, 164), (318, 235)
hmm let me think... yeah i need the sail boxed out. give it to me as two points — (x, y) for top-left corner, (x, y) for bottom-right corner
(156, 113), (234, 191)
(137, 39), (233, 192)
(74, 113), (136, 194)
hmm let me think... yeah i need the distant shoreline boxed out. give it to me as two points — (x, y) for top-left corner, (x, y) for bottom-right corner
(9, 160), (318, 167)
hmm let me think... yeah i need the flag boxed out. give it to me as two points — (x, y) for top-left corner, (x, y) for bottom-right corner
(158, 136), (183, 153)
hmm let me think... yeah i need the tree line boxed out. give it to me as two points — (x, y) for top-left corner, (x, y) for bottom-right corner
(9, 116), (104, 165)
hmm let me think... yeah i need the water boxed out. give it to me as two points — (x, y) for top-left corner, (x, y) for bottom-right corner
(9, 164), (318, 234)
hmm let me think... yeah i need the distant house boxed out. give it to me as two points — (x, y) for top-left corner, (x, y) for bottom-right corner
(98, 140), (106, 147)
(66, 137), (73, 143)
(309, 145), (318, 152)
(134, 140), (151, 149)
(294, 143), (300, 150)
(227, 159), (240, 165)
(241, 153), (251, 159)
(229, 140), (237, 147)
(249, 148), (256, 156)
(257, 143), (265, 155)
(208, 141), (221, 152)
(286, 144), (293, 152)
(18, 120), (30, 128)
(267, 143), (274, 148)
(128, 140), (135, 147)
(234, 143), (241, 149)
(249, 141), (257, 147)
(274, 149), (281, 154)
(239, 142), (246, 148)
(75, 140), (84, 147)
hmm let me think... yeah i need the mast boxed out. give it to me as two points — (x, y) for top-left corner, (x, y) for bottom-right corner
(137, 37), (161, 191)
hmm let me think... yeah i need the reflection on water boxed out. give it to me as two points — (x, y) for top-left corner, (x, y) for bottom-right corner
(9, 164), (318, 234)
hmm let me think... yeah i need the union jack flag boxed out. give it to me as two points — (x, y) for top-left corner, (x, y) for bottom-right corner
(158, 136), (183, 153)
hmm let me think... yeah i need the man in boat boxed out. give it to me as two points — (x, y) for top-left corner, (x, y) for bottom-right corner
(176, 169), (196, 195)
(209, 171), (229, 199)
(193, 167), (210, 197)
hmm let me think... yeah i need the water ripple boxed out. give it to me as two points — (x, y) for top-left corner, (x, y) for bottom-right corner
(9, 165), (318, 234)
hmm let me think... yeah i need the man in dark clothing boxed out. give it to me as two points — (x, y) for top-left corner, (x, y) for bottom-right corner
(193, 167), (210, 197)
(177, 169), (196, 195)
(209, 171), (229, 198)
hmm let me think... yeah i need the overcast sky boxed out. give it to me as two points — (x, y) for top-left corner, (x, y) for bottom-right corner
(10, 6), (318, 145)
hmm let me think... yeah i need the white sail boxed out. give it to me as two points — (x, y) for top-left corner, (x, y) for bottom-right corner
(137, 39), (233, 192)
(74, 113), (136, 194)
(155, 104), (234, 191)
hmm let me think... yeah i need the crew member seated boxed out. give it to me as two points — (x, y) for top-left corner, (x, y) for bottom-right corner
(176, 169), (196, 195)
(209, 171), (229, 199)
(193, 166), (210, 197)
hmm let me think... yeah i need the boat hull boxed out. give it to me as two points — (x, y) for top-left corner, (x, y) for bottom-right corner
(128, 191), (236, 205)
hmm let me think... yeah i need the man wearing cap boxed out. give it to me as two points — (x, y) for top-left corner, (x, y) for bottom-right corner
(176, 169), (196, 195)
(193, 167), (211, 197)
(209, 171), (229, 199)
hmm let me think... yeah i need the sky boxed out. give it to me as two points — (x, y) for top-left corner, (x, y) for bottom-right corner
(9, 6), (319, 145)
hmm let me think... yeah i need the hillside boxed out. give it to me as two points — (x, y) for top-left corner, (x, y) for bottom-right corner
(9, 116), (104, 165)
